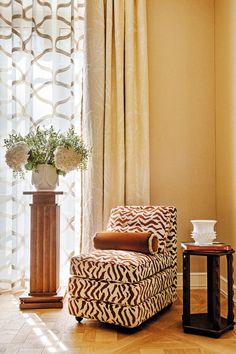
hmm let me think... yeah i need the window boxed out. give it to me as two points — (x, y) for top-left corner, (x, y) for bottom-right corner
(0, 0), (84, 292)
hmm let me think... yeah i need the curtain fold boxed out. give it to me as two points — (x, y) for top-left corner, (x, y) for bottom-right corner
(82, 0), (150, 253)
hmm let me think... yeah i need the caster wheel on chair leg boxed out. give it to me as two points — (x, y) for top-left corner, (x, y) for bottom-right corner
(75, 316), (83, 323)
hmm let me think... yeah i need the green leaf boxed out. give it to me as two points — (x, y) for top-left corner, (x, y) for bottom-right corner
(25, 162), (33, 171)
(57, 169), (66, 176)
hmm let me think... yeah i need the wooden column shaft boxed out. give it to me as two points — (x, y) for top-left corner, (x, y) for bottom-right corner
(20, 191), (65, 309)
(30, 202), (60, 296)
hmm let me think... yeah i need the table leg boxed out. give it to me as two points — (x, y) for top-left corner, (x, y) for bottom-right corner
(183, 252), (190, 326)
(207, 255), (221, 330)
(227, 253), (234, 325)
(207, 256), (213, 319)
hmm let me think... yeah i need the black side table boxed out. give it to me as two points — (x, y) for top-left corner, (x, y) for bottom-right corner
(181, 243), (235, 338)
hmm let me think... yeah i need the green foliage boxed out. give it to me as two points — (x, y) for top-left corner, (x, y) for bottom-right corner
(24, 126), (61, 170)
(3, 126), (90, 176)
(3, 133), (24, 149)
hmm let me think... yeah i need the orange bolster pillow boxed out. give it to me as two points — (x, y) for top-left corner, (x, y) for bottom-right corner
(93, 231), (158, 255)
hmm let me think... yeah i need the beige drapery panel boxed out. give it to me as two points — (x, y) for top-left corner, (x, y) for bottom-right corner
(81, 0), (150, 253)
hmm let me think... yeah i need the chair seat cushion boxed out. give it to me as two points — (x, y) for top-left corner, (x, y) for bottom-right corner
(68, 267), (174, 306)
(70, 249), (173, 283)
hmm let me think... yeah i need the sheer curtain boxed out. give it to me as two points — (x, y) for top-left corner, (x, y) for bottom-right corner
(0, 0), (84, 292)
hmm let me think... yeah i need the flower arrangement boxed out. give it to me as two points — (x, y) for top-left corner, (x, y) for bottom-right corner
(3, 126), (90, 177)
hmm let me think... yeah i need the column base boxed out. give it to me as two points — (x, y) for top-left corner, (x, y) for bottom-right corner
(19, 286), (66, 309)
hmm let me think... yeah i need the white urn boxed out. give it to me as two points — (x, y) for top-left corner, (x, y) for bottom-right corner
(32, 164), (58, 191)
(191, 220), (217, 245)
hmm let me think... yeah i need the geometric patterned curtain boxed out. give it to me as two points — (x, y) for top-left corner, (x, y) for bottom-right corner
(0, 0), (84, 292)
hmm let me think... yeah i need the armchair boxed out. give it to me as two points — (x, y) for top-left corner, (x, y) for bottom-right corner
(68, 206), (177, 328)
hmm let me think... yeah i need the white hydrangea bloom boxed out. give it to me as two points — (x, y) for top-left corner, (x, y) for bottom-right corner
(54, 146), (81, 173)
(5, 142), (29, 171)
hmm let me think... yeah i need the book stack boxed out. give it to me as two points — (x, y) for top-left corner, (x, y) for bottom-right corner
(181, 242), (232, 251)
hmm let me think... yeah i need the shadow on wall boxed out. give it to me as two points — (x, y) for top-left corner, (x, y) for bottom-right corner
(215, 0), (236, 277)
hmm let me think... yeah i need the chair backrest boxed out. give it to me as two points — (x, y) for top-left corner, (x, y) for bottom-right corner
(107, 206), (177, 254)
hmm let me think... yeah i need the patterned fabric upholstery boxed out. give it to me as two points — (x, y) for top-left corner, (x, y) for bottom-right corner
(68, 286), (176, 328)
(69, 267), (174, 306)
(70, 250), (172, 283)
(107, 206), (173, 253)
(68, 206), (177, 328)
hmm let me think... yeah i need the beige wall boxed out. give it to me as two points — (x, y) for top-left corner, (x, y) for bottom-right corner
(215, 0), (236, 278)
(147, 0), (216, 272)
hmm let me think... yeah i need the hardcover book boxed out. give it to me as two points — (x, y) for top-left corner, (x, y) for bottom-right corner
(181, 242), (232, 251)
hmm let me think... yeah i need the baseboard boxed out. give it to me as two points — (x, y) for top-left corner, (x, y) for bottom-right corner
(220, 275), (236, 302)
(177, 272), (207, 289)
(177, 272), (236, 302)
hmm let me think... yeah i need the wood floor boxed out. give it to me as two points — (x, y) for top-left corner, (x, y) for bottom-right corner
(0, 289), (235, 353)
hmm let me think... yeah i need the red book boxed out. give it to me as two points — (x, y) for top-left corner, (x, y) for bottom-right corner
(181, 242), (232, 251)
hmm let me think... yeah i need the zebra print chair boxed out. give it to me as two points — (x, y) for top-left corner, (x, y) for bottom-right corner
(68, 206), (177, 328)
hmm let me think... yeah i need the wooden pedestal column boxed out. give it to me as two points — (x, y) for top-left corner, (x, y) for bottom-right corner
(19, 191), (65, 309)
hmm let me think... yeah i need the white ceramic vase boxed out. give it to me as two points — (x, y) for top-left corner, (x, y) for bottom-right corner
(32, 164), (58, 191)
(191, 220), (217, 245)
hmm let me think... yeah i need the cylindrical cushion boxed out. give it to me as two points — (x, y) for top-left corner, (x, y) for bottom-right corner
(93, 231), (158, 255)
